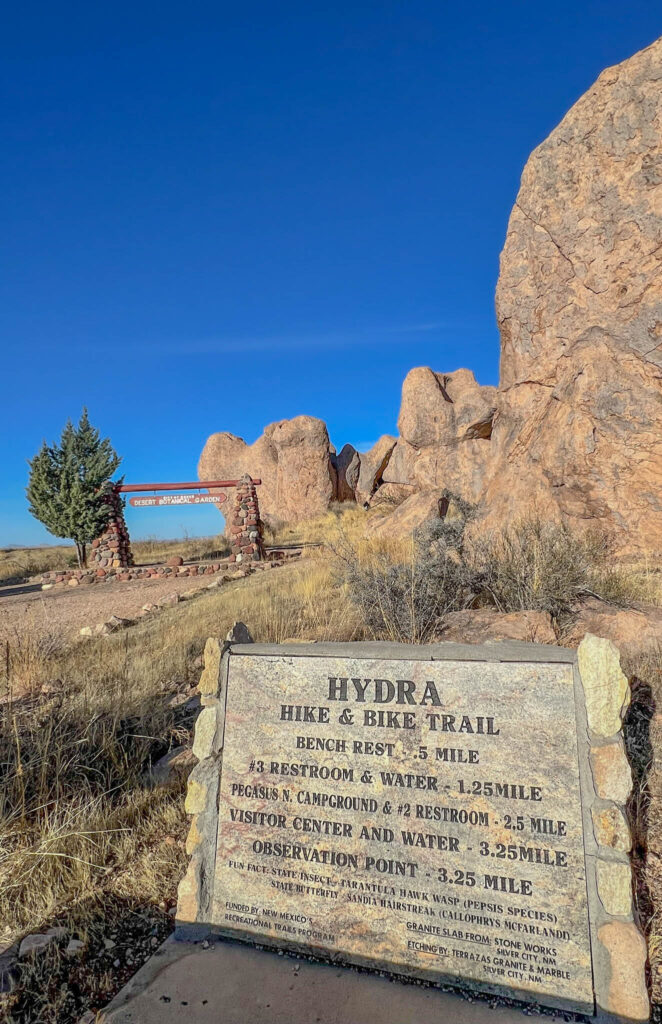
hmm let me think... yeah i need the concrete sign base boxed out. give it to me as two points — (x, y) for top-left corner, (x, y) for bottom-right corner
(101, 935), (570, 1024)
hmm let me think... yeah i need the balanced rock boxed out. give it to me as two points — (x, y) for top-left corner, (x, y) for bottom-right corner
(485, 38), (662, 554)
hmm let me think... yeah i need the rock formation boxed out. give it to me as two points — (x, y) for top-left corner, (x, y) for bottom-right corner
(198, 416), (337, 525)
(355, 436), (397, 505)
(381, 368), (496, 505)
(332, 444), (361, 503)
(199, 39), (662, 553)
(486, 37), (662, 553)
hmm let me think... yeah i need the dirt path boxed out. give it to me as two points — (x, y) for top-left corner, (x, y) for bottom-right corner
(0, 573), (226, 643)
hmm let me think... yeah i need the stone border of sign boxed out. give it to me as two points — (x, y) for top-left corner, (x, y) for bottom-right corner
(176, 634), (649, 1023)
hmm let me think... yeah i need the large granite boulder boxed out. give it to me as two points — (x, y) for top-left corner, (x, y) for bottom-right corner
(485, 38), (662, 554)
(382, 368), (496, 504)
(198, 416), (337, 524)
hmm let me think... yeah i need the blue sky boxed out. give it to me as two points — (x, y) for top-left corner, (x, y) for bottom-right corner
(2, 2), (660, 545)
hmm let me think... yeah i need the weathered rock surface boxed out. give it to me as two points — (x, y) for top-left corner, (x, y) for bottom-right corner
(597, 920), (650, 1020)
(332, 444), (361, 502)
(383, 368), (496, 504)
(563, 598), (662, 656)
(147, 745), (196, 786)
(486, 37), (662, 554)
(440, 608), (556, 645)
(368, 489), (448, 538)
(355, 436), (397, 505)
(198, 416), (337, 524)
(19, 928), (67, 958)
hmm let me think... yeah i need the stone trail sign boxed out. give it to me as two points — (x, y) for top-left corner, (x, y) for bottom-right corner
(177, 638), (649, 1022)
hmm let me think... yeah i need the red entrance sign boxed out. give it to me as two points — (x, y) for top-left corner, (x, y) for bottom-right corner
(129, 493), (227, 508)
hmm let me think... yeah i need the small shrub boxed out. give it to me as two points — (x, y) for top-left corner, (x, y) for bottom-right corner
(336, 502), (649, 638)
(473, 518), (610, 618)
(336, 494), (480, 642)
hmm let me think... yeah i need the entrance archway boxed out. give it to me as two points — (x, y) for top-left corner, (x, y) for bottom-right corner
(90, 476), (263, 569)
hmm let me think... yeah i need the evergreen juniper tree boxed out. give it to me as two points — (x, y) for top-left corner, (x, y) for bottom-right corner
(27, 410), (121, 568)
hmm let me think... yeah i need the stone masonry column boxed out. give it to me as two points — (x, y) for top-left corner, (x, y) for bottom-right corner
(229, 475), (264, 564)
(89, 487), (134, 572)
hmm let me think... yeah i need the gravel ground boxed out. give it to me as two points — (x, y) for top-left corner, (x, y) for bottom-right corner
(0, 572), (225, 643)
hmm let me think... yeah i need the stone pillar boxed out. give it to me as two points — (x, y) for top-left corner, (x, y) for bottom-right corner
(89, 488), (134, 571)
(228, 475), (264, 564)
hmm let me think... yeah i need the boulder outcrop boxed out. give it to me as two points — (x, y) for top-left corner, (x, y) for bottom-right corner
(355, 435), (397, 505)
(199, 39), (662, 552)
(198, 416), (337, 525)
(486, 37), (662, 554)
(368, 489), (449, 538)
(332, 444), (361, 503)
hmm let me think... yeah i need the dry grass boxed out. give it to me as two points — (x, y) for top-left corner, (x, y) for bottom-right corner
(596, 559), (662, 608)
(0, 546), (76, 585)
(0, 560), (365, 1021)
(0, 535), (232, 585)
(334, 513), (662, 644)
(620, 645), (662, 1015)
(264, 502), (385, 548)
(0, 563), (360, 928)
(130, 534), (230, 565)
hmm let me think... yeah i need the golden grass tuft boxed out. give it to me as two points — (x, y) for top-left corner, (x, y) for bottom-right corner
(0, 545), (76, 584)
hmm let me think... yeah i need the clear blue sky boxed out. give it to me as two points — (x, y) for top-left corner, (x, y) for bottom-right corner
(1, 2), (659, 545)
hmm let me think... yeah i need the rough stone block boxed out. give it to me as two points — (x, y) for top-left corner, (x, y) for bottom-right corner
(192, 706), (221, 761)
(577, 634), (630, 738)
(592, 804), (631, 852)
(184, 759), (219, 815)
(590, 740), (632, 804)
(198, 637), (223, 698)
(596, 859), (633, 917)
(185, 815), (204, 856)
(597, 920), (649, 1020)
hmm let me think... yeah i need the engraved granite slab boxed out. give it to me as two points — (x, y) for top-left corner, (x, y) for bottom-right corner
(210, 653), (593, 1013)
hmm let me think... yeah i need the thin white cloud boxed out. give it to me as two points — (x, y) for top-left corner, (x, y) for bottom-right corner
(155, 319), (475, 356)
